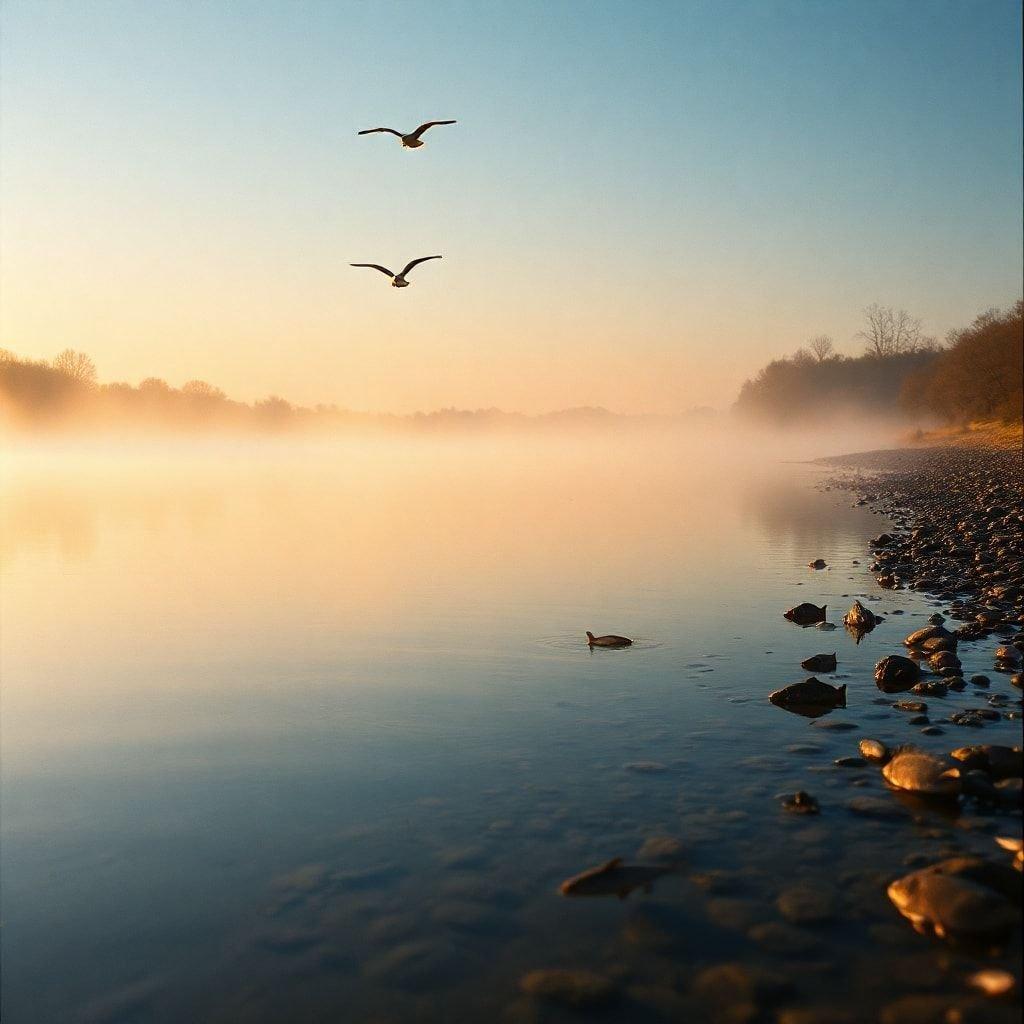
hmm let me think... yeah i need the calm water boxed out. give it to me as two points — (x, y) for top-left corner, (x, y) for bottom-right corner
(2, 436), (1020, 1023)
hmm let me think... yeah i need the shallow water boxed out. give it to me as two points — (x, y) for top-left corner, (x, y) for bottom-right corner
(2, 436), (1020, 1023)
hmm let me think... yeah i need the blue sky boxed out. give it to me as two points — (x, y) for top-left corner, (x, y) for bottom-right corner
(1, 0), (1021, 412)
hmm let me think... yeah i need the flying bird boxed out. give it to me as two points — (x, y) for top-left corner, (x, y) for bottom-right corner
(350, 256), (442, 288)
(357, 120), (457, 148)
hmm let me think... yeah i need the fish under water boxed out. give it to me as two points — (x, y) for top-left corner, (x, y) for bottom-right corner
(559, 857), (673, 900)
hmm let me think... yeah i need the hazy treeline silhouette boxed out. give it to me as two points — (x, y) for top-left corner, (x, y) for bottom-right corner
(0, 348), (702, 436)
(734, 302), (1022, 427)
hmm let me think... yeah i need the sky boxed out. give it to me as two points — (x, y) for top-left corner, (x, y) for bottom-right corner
(1, 0), (1021, 415)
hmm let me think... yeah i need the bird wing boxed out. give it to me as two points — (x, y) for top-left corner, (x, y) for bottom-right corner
(350, 263), (395, 277)
(400, 255), (442, 277)
(409, 120), (457, 140)
(357, 128), (403, 137)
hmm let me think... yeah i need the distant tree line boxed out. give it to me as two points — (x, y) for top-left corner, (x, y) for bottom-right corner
(733, 301), (1022, 427)
(0, 348), (663, 435)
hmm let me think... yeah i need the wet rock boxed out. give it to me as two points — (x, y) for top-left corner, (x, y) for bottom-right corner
(887, 857), (1021, 945)
(929, 651), (962, 671)
(776, 884), (839, 925)
(970, 674), (992, 687)
(519, 968), (616, 1008)
(844, 600), (877, 636)
(784, 603), (828, 626)
(882, 751), (960, 798)
(967, 969), (1016, 997)
(692, 962), (794, 1024)
(811, 719), (858, 731)
(894, 700), (928, 713)
(880, 994), (958, 1024)
(875, 655), (922, 692)
(912, 680), (949, 698)
(800, 652), (838, 673)
(859, 739), (891, 764)
(950, 745), (1023, 780)
(905, 625), (955, 648)
(769, 677), (846, 714)
(368, 939), (468, 992)
(781, 791), (820, 814)
(635, 835), (685, 864)
(808, 559), (828, 570)
(995, 777), (1023, 807)
(706, 896), (765, 931)
(834, 756), (867, 768)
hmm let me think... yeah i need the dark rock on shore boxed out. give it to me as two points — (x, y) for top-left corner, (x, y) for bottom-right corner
(875, 655), (921, 692)
(822, 447), (1024, 636)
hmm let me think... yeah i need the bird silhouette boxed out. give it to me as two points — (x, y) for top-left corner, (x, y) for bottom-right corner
(350, 256), (443, 288)
(357, 120), (457, 149)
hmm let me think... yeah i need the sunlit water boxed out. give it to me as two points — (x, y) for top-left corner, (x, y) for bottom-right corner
(2, 436), (1020, 1023)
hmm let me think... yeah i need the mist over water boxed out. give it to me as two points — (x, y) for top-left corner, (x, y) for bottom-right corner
(3, 430), (1015, 1022)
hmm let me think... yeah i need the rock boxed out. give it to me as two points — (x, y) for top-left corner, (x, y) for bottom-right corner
(950, 745), (1023, 780)
(834, 756), (867, 768)
(692, 963), (794, 1023)
(880, 994), (957, 1024)
(912, 680), (948, 698)
(811, 719), (858, 731)
(635, 835), (685, 863)
(905, 625), (954, 647)
(800, 652), (838, 673)
(882, 751), (960, 798)
(887, 857), (1021, 944)
(808, 559), (828, 570)
(859, 738), (890, 764)
(970, 674), (992, 686)
(967, 969), (1016, 997)
(784, 603), (828, 626)
(875, 655), (922, 692)
(781, 791), (820, 814)
(769, 677), (846, 714)
(995, 778), (1023, 807)
(844, 600), (877, 635)
(519, 968), (615, 1008)
(776, 884), (838, 925)
(894, 700), (928, 713)
(929, 650), (961, 671)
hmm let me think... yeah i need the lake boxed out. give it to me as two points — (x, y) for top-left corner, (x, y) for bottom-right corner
(2, 434), (1019, 1022)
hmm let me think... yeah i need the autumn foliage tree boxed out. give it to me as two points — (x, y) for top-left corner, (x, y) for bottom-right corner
(901, 300), (1023, 424)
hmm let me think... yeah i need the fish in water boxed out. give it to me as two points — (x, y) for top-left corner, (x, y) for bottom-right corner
(769, 677), (846, 709)
(559, 857), (672, 900)
(801, 652), (837, 673)
(784, 603), (827, 626)
(586, 631), (633, 648)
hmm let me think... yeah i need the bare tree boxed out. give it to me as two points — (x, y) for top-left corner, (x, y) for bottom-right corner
(858, 304), (923, 357)
(182, 379), (226, 400)
(52, 348), (97, 386)
(808, 335), (835, 362)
